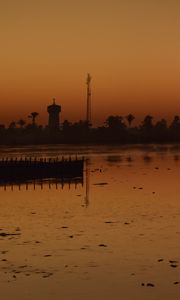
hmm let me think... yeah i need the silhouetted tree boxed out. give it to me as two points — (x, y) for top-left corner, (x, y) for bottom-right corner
(62, 120), (72, 132)
(155, 119), (167, 130)
(170, 115), (180, 129)
(17, 119), (26, 129)
(169, 115), (180, 140)
(105, 115), (125, 130)
(28, 112), (39, 126)
(154, 118), (168, 141)
(8, 122), (16, 129)
(126, 114), (135, 127)
(141, 115), (153, 130)
(72, 120), (88, 133)
(0, 124), (5, 130)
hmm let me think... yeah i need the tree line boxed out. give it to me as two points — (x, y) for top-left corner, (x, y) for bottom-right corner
(1, 113), (180, 144)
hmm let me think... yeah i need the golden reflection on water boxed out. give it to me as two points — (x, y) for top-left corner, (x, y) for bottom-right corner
(0, 145), (180, 300)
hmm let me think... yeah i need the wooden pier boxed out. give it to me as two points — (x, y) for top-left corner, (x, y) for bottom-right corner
(0, 156), (84, 183)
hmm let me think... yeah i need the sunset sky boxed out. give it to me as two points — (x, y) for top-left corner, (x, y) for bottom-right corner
(1, 0), (180, 126)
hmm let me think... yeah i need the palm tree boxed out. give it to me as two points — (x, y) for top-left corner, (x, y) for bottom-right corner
(126, 114), (135, 127)
(29, 112), (39, 126)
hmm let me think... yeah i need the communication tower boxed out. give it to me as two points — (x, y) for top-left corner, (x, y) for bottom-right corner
(86, 73), (92, 126)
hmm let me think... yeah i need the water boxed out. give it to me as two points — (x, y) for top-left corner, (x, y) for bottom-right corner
(0, 144), (180, 300)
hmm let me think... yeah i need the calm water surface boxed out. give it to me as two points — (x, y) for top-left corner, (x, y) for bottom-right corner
(0, 144), (180, 300)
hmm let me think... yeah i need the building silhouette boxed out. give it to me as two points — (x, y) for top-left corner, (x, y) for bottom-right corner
(47, 98), (61, 130)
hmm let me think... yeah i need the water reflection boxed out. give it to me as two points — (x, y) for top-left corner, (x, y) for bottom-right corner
(174, 155), (179, 161)
(0, 145), (180, 300)
(0, 177), (83, 191)
(84, 159), (90, 207)
(143, 155), (153, 163)
(106, 155), (122, 164)
(126, 156), (133, 163)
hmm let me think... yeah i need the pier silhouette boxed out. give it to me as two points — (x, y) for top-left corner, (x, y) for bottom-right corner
(0, 156), (84, 184)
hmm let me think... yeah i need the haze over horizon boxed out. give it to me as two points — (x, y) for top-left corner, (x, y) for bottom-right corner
(1, 0), (180, 126)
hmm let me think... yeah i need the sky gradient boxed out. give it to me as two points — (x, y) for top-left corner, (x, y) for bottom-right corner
(1, 0), (180, 126)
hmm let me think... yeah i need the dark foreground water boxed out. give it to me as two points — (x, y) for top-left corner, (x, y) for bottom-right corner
(0, 144), (180, 300)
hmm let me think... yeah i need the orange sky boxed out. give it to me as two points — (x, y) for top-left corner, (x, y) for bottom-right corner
(1, 0), (180, 126)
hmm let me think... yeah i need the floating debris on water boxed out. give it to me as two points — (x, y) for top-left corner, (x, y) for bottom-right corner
(170, 264), (178, 268)
(157, 259), (164, 262)
(147, 283), (155, 287)
(0, 232), (21, 237)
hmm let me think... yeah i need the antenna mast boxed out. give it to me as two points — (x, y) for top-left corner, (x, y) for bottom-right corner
(86, 73), (92, 126)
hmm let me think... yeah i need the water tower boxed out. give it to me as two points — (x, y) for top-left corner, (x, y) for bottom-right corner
(47, 98), (61, 130)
